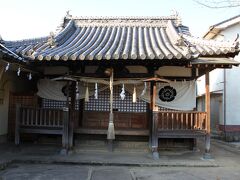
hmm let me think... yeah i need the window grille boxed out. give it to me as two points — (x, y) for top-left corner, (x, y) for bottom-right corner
(85, 85), (147, 112)
(42, 98), (79, 109)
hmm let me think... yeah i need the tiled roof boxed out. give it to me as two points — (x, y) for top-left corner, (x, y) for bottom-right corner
(2, 15), (239, 61)
(0, 43), (24, 61)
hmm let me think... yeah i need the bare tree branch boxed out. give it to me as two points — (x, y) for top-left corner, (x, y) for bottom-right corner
(193, 0), (240, 8)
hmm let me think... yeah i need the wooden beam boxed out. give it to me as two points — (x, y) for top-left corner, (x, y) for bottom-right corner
(1, 57), (41, 74)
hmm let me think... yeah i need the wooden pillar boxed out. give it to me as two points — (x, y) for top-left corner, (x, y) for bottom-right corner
(150, 81), (159, 159)
(61, 107), (69, 155)
(204, 71), (211, 159)
(15, 104), (20, 145)
(78, 99), (84, 127)
(69, 81), (76, 150)
(61, 81), (70, 155)
(148, 102), (152, 148)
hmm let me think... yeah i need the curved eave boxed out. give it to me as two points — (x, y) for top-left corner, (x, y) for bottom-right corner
(2, 17), (239, 63)
(191, 57), (240, 66)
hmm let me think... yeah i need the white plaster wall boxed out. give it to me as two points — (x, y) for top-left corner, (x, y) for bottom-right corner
(225, 67), (240, 125)
(198, 22), (240, 125)
(217, 23), (240, 125)
(216, 24), (240, 41)
(0, 71), (33, 136)
(197, 69), (224, 96)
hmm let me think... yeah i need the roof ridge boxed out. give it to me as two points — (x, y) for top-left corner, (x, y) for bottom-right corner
(65, 15), (180, 20)
(3, 36), (48, 47)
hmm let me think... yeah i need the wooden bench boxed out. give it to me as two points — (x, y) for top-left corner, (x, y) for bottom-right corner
(15, 106), (68, 147)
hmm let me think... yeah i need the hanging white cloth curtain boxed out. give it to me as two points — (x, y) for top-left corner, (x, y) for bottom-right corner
(37, 79), (108, 101)
(37, 78), (196, 111)
(125, 80), (196, 111)
(37, 79), (68, 101)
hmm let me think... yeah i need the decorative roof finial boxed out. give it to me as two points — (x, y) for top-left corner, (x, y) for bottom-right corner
(171, 9), (182, 26)
(171, 9), (179, 17)
(66, 10), (72, 18)
(47, 32), (56, 48)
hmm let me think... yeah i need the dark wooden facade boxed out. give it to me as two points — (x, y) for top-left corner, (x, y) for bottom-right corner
(1, 15), (239, 159)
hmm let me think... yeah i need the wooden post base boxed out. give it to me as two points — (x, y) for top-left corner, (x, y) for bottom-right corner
(203, 134), (212, 159)
(108, 140), (114, 152)
(152, 147), (159, 160)
(60, 148), (68, 155)
(203, 153), (213, 159)
(205, 134), (211, 153)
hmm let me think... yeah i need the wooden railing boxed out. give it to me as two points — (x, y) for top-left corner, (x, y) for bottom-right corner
(15, 106), (69, 147)
(19, 107), (64, 128)
(158, 111), (207, 131)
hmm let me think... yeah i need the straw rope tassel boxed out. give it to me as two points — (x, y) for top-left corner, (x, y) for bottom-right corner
(85, 85), (89, 102)
(133, 86), (137, 103)
(107, 68), (115, 140)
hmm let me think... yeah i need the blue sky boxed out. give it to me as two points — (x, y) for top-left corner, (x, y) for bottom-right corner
(0, 0), (239, 40)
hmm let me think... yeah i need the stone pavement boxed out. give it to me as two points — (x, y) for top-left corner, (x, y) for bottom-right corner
(0, 139), (240, 179)
(0, 142), (217, 168)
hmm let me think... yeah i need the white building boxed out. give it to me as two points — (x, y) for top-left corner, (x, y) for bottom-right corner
(197, 15), (240, 141)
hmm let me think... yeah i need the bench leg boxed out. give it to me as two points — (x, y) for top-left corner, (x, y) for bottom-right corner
(15, 129), (20, 145)
(15, 104), (20, 145)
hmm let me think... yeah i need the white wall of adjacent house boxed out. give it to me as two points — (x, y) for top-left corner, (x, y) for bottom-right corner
(197, 69), (225, 126)
(197, 69), (224, 96)
(219, 23), (240, 125)
(197, 22), (240, 126)
(225, 67), (240, 125)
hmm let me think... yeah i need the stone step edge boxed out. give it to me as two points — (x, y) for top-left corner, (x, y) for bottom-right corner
(0, 158), (219, 168)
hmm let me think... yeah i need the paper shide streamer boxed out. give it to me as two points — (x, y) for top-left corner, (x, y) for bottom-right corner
(76, 81), (79, 99)
(5, 63), (9, 72)
(141, 82), (147, 96)
(120, 84), (125, 100)
(94, 83), (98, 99)
(17, 67), (21, 76)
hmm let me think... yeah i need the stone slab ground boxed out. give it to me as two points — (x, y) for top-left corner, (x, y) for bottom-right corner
(0, 139), (240, 179)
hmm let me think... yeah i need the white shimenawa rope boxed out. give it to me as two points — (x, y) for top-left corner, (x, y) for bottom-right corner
(120, 84), (125, 100)
(94, 83), (98, 99)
